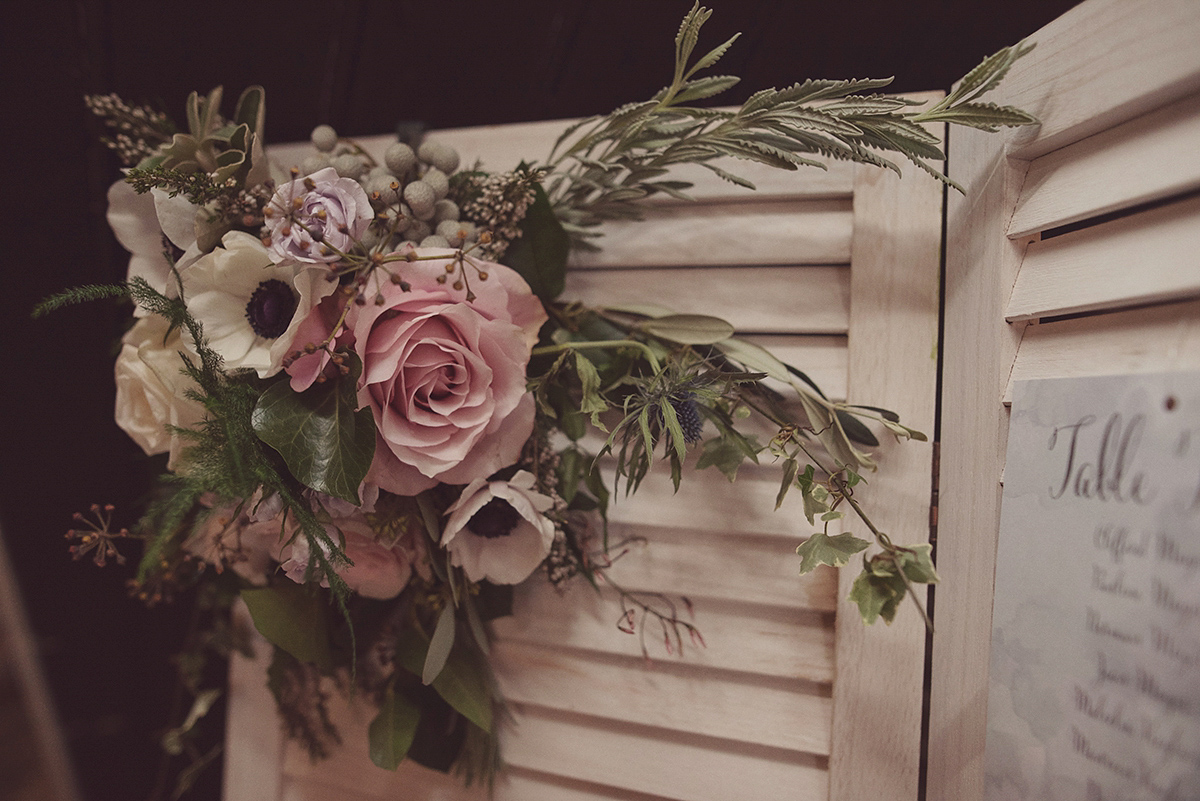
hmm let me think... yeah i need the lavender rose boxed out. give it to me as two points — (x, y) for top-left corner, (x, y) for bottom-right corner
(264, 166), (373, 264)
(349, 251), (546, 495)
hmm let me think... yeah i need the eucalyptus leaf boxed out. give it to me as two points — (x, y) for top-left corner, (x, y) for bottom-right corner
(423, 603), (457, 685)
(395, 631), (494, 733)
(835, 409), (879, 447)
(251, 354), (376, 505)
(639, 314), (735, 345)
(241, 583), (332, 670)
(368, 680), (421, 770)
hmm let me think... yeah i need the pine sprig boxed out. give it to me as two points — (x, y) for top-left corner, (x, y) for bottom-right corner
(32, 283), (131, 318)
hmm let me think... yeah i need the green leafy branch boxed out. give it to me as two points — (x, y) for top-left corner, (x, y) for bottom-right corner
(539, 3), (1037, 241)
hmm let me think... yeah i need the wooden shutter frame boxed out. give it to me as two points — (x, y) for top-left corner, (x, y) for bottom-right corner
(931, 2), (1200, 799)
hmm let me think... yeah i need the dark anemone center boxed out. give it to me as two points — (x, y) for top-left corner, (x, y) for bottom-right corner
(245, 279), (297, 339)
(467, 497), (521, 539)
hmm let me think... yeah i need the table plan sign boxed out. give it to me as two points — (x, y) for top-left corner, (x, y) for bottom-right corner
(985, 372), (1200, 800)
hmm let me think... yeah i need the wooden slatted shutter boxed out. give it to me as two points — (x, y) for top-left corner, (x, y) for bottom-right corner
(226, 94), (942, 800)
(929, 1), (1200, 799)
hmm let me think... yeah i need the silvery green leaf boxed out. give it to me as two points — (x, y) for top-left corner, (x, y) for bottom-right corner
(639, 314), (735, 345)
(422, 603), (456, 685)
(687, 31), (740, 75)
(673, 75), (741, 104)
(716, 337), (790, 382)
(699, 162), (756, 189)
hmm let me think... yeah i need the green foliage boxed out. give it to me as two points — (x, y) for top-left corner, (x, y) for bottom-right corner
(368, 678), (421, 770)
(124, 164), (231, 205)
(423, 603), (456, 685)
(795, 531), (870, 573)
(541, 4), (1037, 239)
(395, 628), (495, 734)
(242, 582), (333, 670)
(501, 181), (569, 302)
(251, 353), (376, 505)
(32, 283), (131, 318)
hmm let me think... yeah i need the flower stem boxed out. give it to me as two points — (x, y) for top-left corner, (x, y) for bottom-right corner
(532, 339), (663, 373)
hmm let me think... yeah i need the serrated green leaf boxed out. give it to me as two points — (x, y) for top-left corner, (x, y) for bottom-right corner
(502, 182), (568, 302)
(795, 531), (870, 573)
(423, 603), (456, 685)
(574, 352), (608, 422)
(699, 162), (757, 190)
(673, 75), (741, 104)
(686, 31), (740, 76)
(368, 679), (421, 770)
(639, 314), (735, 345)
(251, 354), (376, 505)
(241, 584), (332, 671)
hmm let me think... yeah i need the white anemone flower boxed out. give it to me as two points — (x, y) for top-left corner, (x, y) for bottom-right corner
(180, 231), (337, 378)
(442, 471), (556, 585)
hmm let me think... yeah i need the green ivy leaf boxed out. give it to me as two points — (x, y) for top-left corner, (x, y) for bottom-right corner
(696, 435), (751, 482)
(241, 583), (332, 671)
(896, 543), (940, 584)
(503, 182), (568, 302)
(795, 531), (870, 574)
(848, 560), (907, 625)
(368, 679), (421, 770)
(251, 353), (376, 505)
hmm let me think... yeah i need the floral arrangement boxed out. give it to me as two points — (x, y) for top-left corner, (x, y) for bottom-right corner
(41, 5), (1035, 793)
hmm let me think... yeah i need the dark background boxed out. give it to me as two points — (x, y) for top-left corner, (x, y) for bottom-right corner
(3, 1), (1080, 799)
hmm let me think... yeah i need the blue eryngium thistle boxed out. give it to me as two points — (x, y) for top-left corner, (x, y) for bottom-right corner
(671, 393), (704, 444)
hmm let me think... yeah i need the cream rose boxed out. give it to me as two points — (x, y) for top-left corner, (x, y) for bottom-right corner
(114, 314), (207, 469)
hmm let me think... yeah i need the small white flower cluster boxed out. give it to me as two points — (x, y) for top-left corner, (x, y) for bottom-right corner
(458, 168), (542, 261)
(299, 126), (479, 253)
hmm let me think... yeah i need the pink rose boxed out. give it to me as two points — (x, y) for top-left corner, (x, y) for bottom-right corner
(279, 512), (418, 600)
(265, 167), (373, 264)
(350, 250), (546, 495)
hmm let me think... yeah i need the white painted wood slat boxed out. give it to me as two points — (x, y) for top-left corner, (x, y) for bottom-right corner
(1009, 91), (1200, 238)
(1000, 0), (1200, 160)
(1004, 297), (1200, 403)
(499, 708), (829, 801)
(931, 4), (1200, 801)
(1006, 193), (1200, 321)
(490, 581), (835, 683)
(568, 199), (852, 269)
(491, 641), (832, 754)
(565, 265), (850, 335)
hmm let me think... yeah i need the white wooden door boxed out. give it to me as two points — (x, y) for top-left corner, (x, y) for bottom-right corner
(226, 95), (942, 800)
(930, 1), (1200, 799)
